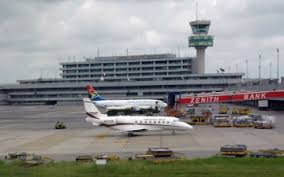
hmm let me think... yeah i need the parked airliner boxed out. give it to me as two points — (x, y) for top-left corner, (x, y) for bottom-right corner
(86, 85), (167, 111)
(83, 98), (193, 136)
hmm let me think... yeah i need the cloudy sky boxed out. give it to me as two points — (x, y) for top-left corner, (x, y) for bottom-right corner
(0, 0), (283, 84)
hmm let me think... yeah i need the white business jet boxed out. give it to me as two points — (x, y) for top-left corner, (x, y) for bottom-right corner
(83, 98), (193, 136)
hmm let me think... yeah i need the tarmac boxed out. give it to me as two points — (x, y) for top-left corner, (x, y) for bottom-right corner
(0, 105), (283, 161)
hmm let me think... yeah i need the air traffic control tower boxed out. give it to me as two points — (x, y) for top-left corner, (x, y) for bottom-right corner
(189, 20), (214, 74)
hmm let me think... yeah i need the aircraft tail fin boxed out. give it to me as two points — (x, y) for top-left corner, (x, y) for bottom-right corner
(83, 98), (103, 119)
(86, 85), (104, 101)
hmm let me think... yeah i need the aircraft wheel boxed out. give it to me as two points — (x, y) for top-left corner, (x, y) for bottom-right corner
(128, 132), (134, 137)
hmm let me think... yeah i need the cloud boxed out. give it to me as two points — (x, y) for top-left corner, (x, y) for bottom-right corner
(129, 16), (147, 28)
(144, 30), (161, 46)
(0, 0), (284, 83)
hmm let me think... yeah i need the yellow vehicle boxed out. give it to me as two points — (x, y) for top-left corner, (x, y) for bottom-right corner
(239, 108), (250, 115)
(135, 154), (154, 160)
(219, 106), (228, 114)
(190, 116), (209, 125)
(231, 107), (239, 114)
(220, 144), (247, 157)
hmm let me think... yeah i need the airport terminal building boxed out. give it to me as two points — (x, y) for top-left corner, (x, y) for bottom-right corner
(0, 19), (248, 105)
(0, 53), (244, 105)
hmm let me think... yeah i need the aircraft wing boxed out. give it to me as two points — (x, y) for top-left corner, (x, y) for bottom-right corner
(107, 106), (152, 111)
(133, 106), (152, 111)
(136, 105), (152, 109)
(110, 124), (158, 132)
(107, 106), (132, 111)
(92, 122), (100, 126)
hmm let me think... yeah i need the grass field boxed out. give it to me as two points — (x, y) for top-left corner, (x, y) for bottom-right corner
(0, 157), (284, 177)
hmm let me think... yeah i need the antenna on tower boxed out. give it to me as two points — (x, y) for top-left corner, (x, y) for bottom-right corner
(195, 1), (199, 20)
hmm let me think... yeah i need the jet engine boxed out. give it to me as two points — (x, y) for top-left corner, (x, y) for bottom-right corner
(101, 117), (117, 125)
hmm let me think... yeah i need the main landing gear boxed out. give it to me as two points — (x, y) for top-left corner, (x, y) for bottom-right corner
(127, 132), (134, 137)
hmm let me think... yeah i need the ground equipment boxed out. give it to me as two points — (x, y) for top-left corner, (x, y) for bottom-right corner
(76, 155), (93, 162)
(212, 114), (232, 127)
(233, 116), (253, 127)
(250, 148), (284, 158)
(219, 105), (228, 114)
(55, 121), (66, 129)
(5, 152), (51, 165)
(190, 116), (209, 125)
(135, 154), (154, 160)
(146, 148), (173, 158)
(254, 120), (274, 129)
(231, 107), (239, 114)
(239, 107), (250, 115)
(220, 144), (248, 157)
(250, 114), (274, 129)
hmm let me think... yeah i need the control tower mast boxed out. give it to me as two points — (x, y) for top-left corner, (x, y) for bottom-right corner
(189, 20), (214, 74)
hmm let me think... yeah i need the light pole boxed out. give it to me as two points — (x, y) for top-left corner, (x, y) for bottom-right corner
(269, 62), (272, 80)
(245, 59), (248, 80)
(258, 53), (262, 81)
(277, 48), (280, 83)
(236, 63), (239, 73)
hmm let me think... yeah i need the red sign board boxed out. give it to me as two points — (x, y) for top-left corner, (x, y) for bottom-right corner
(177, 90), (284, 104)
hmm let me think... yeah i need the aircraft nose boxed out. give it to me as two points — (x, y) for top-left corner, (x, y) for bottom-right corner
(182, 122), (194, 129)
(162, 103), (168, 107)
(175, 121), (193, 130)
(186, 123), (194, 129)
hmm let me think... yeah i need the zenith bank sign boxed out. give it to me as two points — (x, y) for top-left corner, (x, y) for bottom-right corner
(177, 90), (284, 104)
(189, 96), (221, 104)
(243, 93), (266, 100)
(183, 92), (268, 104)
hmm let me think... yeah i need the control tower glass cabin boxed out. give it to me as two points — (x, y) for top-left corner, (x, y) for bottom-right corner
(188, 20), (214, 74)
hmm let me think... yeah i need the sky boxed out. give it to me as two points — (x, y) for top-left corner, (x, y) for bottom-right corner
(0, 0), (283, 84)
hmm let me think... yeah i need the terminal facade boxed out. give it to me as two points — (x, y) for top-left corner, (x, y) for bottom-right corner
(0, 19), (246, 105)
(0, 53), (244, 105)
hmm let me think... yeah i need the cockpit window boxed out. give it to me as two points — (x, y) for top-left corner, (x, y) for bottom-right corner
(173, 118), (179, 122)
